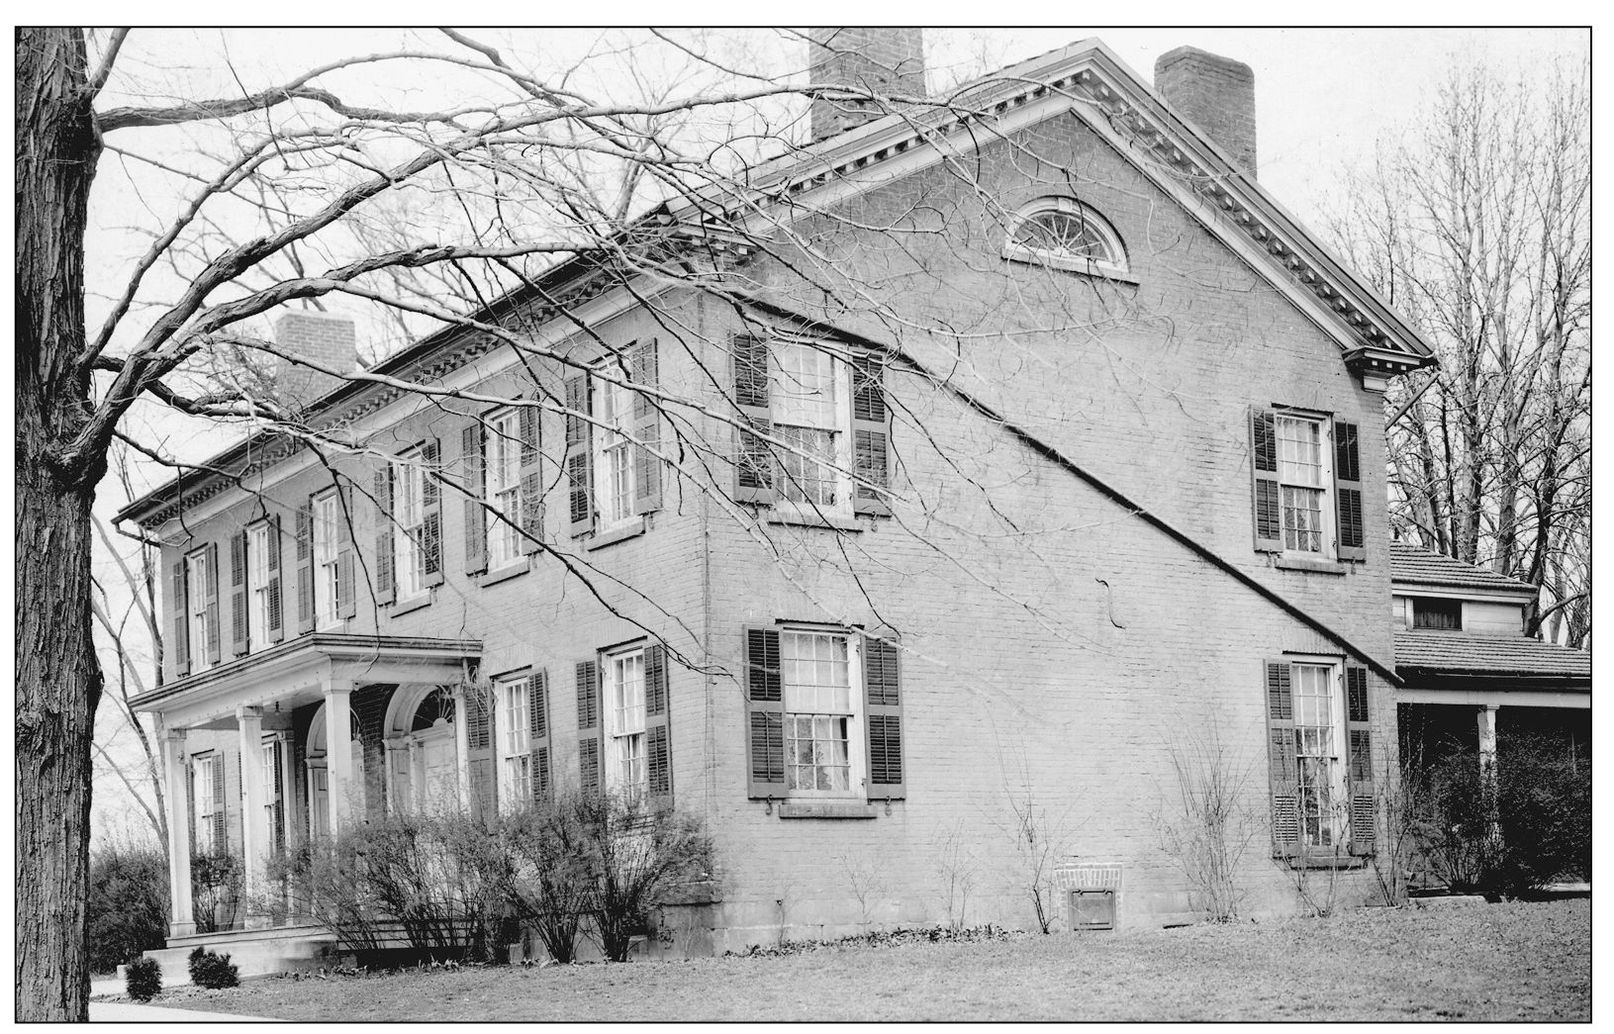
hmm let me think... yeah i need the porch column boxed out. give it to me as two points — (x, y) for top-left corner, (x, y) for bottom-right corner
(160, 724), (195, 938)
(324, 678), (355, 833)
(1477, 704), (1499, 786)
(237, 706), (269, 927)
(452, 682), (472, 810)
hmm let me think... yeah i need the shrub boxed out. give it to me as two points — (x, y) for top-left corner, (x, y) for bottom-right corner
(578, 791), (711, 963)
(500, 797), (596, 964)
(124, 957), (161, 1002)
(191, 851), (243, 933)
(1155, 731), (1260, 923)
(86, 844), (169, 974)
(186, 945), (239, 989)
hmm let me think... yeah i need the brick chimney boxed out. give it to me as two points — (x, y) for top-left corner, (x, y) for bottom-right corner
(1154, 46), (1257, 177)
(274, 309), (357, 405)
(808, 28), (926, 142)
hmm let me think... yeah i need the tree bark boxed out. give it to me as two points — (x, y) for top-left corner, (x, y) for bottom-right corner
(16, 26), (104, 1022)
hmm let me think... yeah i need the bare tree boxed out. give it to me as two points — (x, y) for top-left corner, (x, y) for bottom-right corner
(1325, 57), (1590, 643)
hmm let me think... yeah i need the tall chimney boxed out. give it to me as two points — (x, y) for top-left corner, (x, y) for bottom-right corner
(274, 309), (357, 405)
(1154, 46), (1257, 177)
(808, 28), (926, 142)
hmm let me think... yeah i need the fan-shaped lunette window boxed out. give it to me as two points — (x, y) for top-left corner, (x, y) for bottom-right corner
(1003, 198), (1130, 279)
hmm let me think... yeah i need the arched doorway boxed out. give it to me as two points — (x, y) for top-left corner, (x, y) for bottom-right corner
(305, 703), (364, 835)
(385, 685), (460, 812)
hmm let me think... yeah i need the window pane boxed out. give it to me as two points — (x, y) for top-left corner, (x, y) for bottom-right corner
(1277, 417), (1323, 486)
(773, 343), (838, 429)
(1013, 209), (1117, 263)
(1281, 486), (1324, 552)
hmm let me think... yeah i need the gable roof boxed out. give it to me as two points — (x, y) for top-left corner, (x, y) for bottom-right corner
(1396, 629), (1590, 682)
(117, 34), (1436, 529)
(1389, 542), (1538, 596)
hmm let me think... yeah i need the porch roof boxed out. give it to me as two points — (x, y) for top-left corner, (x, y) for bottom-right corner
(131, 633), (482, 727)
(1395, 629), (1591, 682)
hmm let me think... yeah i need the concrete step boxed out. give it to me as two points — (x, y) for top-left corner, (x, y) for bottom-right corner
(128, 930), (341, 988)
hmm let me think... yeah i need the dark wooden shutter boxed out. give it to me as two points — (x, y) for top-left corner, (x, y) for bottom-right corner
(420, 440), (444, 587)
(863, 635), (904, 799)
(171, 559), (191, 677)
(527, 670), (551, 804)
(374, 467), (396, 604)
(644, 644), (673, 804)
(461, 425), (487, 576)
(732, 334), (775, 504)
(852, 351), (892, 517)
(230, 532), (249, 656)
(210, 752), (227, 853)
(187, 757), (197, 856)
(265, 516), (284, 643)
(204, 543), (222, 665)
(1251, 409), (1282, 552)
(465, 681), (496, 821)
(295, 502), (314, 634)
(518, 403), (543, 555)
(1333, 420), (1366, 562)
(335, 488), (357, 620)
(1345, 665), (1376, 855)
(576, 660), (603, 795)
(632, 341), (663, 515)
(1265, 659), (1301, 858)
(270, 739), (286, 852)
(743, 627), (786, 798)
(564, 374), (595, 537)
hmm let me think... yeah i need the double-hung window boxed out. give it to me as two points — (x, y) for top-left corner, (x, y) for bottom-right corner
(604, 647), (648, 798)
(497, 676), (531, 806)
(593, 378), (638, 532)
(186, 547), (215, 670)
(246, 522), (270, 647)
(772, 343), (851, 513)
(1276, 414), (1331, 554)
(485, 409), (524, 570)
(392, 453), (427, 601)
(311, 490), (342, 627)
(1291, 661), (1348, 849)
(781, 630), (860, 795)
(192, 753), (219, 854)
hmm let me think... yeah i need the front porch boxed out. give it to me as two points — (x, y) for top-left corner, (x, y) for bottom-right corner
(135, 633), (483, 940)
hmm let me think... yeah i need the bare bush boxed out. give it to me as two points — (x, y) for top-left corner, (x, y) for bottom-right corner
(1155, 731), (1260, 923)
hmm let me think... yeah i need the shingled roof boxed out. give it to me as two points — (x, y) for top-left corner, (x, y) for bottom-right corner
(1389, 542), (1538, 595)
(1396, 629), (1591, 681)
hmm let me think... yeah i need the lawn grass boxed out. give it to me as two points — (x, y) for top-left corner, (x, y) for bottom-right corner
(145, 899), (1589, 1022)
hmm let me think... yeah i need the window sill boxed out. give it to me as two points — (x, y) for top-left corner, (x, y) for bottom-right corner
(766, 510), (865, 533)
(1274, 555), (1347, 576)
(1282, 853), (1368, 870)
(477, 560), (529, 588)
(584, 516), (647, 551)
(777, 801), (880, 820)
(389, 592), (433, 618)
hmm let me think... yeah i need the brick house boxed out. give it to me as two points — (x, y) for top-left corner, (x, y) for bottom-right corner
(117, 31), (1438, 970)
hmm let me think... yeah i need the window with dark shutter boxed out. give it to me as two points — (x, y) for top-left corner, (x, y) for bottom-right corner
(863, 635), (904, 799)
(419, 441), (444, 587)
(375, 467), (397, 603)
(1264, 659), (1301, 857)
(576, 659), (603, 794)
(211, 752), (227, 853)
(1345, 665), (1376, 855)
(743, 627), (786, 798)
(564, 374), (595, 537)
(732, 335), (775, 504)
(203, 542), (222, 665)
(230, 532), (249, 656)
(644, 644), (673, 803)
(1250, 409), (1282, 552)
(461, 424), (487, 576)
(852, 352), (892, 517)
(265, 516), (284, 644)
(527, 670), (551, 804)
(171, 559), (191, 677)
(295, 501), (314, 634)
(632, 341), (664, 516)
(518, 402), (543, 554)
(465, 680), (496, 821)
(1334, 420), (1365, 561)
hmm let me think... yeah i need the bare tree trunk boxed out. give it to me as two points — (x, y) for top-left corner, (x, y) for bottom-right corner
(16, 26), (104, 1022)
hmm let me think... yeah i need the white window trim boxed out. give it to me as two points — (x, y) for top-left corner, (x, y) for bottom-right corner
(495, 675), (531, 810)
(246, 521), (270, 651)
(484, 408), (525, 572)
(192, 751), (219, 854)
(769, 341), (855, 521)
(1289, 655), (1350, 852)
(311, 489), (343, 629)
(185, 547), (213, 671)
(391, 450), (429, 605)
(1275, 411), (1337, 561)
(590, 374), (640, 535)
(1002, 196), (1132, 281)
(779, 626), (866, 800)
(602, 645), (648, 799)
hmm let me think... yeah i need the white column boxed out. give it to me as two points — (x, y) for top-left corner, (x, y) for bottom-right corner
(324, 679), (355, 833)
(237, 706), (269, 927)
(1477, 704), (1499, 784)
(160, 725), (195, 938)
(452, 683), (472, 811)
